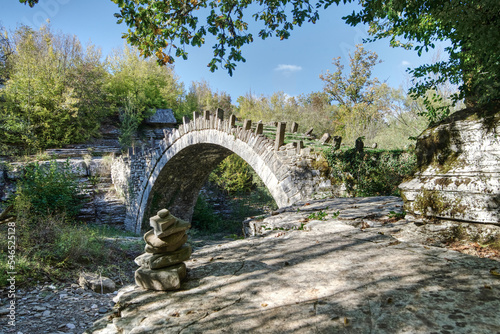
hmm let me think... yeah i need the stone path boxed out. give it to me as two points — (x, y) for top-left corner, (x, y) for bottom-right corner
(89, 197), (500, 334)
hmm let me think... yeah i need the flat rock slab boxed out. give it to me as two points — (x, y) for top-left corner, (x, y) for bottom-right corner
(90, 198), (500, 334)
(135, 263), (187, 291)
(135, 245), (192, 269)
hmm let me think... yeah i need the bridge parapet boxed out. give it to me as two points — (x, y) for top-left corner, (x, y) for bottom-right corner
(112, 111), (338, 233)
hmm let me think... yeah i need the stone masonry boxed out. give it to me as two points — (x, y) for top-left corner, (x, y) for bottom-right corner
(112, 110), (339, 233)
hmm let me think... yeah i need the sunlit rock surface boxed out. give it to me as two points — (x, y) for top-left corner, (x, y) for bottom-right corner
(89, 197), (500, 334)
(400, 107), (500, 224)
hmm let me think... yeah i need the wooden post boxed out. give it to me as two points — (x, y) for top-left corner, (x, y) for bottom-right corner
(291, 122), (298, 133)
(203, 110), (210, 120)
(275, 122), (286, 150)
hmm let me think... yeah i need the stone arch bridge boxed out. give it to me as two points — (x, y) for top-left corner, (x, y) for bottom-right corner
(112, 110), (336, 233)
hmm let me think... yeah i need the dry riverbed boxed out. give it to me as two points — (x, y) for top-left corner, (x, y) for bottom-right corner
(2, 196), (500, 333)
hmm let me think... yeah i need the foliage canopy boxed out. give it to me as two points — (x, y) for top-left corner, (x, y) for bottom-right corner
(21, 0), (500, 113)
(0, 25), (110, 154)
(344, 0), (500, 109)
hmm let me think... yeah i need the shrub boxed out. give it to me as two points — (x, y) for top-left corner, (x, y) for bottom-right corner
(326, 147), (417, 197)
(13, 159), (83, 219)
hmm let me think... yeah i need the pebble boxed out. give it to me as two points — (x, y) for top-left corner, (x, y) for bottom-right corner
(0, 282), (120, 334)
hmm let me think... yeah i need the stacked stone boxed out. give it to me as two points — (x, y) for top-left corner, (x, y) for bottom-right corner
(134, 209), (192, 291)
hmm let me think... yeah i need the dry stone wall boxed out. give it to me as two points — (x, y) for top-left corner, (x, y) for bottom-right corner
(112, 111), (340, 233)
(0, 155), (126, 226)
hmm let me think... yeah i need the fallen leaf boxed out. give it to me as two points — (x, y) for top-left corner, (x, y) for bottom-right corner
(261, 303), (268, 307)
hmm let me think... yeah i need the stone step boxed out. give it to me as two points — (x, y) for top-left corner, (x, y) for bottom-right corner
(45, 147), (121, 158)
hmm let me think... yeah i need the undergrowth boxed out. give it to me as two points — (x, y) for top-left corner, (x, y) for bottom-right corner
(191, 163), (277, 237)
(325, 147), (417, 197)
(0, 159), (141, 288)
(0, 219), (141, 288)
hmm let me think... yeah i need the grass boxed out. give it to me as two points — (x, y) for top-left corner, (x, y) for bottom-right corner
(0, 220), (142, 289)
(234, 121), (325, 151)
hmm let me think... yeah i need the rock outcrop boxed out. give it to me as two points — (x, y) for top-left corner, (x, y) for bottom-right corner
(89, 197), (500, 334)
(134, 209), (192, 291)
(400, 107), (500, 225)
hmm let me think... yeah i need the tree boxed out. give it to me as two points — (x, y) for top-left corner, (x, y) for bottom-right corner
(182, 80), (233, 117)
(0, 25), (109, 153)
(343, 0), (500, 110)
(0, 25), (14, 85)
(320, 45), (390, 143)
(20, 0), (500, 113)
(106, 45), (184, 147)
(236, 91), (334, 134)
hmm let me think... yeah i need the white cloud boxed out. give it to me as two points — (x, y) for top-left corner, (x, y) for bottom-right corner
(401, 60), (411, 67)
(274, 64), (303, 72)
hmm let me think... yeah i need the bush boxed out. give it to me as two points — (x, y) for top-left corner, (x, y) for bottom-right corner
(13, 159), (83, 219)
(326, 147), (417, 197)
(0, 214), (120, 287)
(0, 159), (98, 286)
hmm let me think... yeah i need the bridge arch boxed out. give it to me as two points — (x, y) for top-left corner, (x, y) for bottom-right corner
(112, 113), (336, 233)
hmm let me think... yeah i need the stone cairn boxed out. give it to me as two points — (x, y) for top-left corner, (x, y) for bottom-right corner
(134, 209), (192, 291)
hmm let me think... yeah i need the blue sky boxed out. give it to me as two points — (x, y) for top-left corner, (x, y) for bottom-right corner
(2, 0), (440, 103)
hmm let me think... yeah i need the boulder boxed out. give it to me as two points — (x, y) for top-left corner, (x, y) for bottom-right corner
(135, 263), (187, 291)
(135, 245), (192, 269)
(79, 272), (116, 294)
